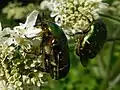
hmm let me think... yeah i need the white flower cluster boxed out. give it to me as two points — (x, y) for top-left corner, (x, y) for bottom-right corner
(0, 10), (46, 90)
(50, 0), (108, 34)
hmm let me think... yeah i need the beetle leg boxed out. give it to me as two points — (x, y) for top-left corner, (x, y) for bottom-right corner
(44, 53), (53, 73)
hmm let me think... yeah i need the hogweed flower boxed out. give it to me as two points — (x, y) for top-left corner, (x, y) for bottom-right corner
(0, 10), (47, 90)
(50, 0), (108, 35)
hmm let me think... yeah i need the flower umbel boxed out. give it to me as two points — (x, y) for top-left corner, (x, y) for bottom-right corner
(50, 0), (108, 34)
(0, 10), (46, 90)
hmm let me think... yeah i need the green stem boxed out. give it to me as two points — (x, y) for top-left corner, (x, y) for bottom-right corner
(99, 53), (106, 69)
(98, 53), (106, 78)
(107, 37), (120, 42)
(99, 28), (119, 90)
(99, 13), (120, 23)
(110, 57), (120, 81)
(99, 40), (116, 90)
(108, 72), (120, 90)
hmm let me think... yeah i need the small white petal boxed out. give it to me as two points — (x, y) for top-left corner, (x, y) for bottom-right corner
(40, 0), (53, 11)
(5, 38), (17, 46)
(99, 3), (109, 9)
(50, 11), (59, 17)
(24, 10), (39, 29)
(55, 15), (62, 26)
(19, 23), (25, 27)
(0, 23), (2, 31)
(24, 27), (42, 38)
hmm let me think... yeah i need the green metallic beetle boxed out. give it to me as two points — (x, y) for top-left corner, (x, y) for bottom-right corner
(76, 19), (107, 67)
(36, 18), (70, 80)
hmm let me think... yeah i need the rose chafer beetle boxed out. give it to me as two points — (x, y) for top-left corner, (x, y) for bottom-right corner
(36, 17), (70, 80)
(76, 19), (107, 67)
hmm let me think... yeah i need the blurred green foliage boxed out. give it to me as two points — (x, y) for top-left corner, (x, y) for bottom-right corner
(1, 0), (120, 90)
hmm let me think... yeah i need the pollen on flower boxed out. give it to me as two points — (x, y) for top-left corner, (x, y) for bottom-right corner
(50, 0), (108, 34)
(0, 10), (48, 90)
